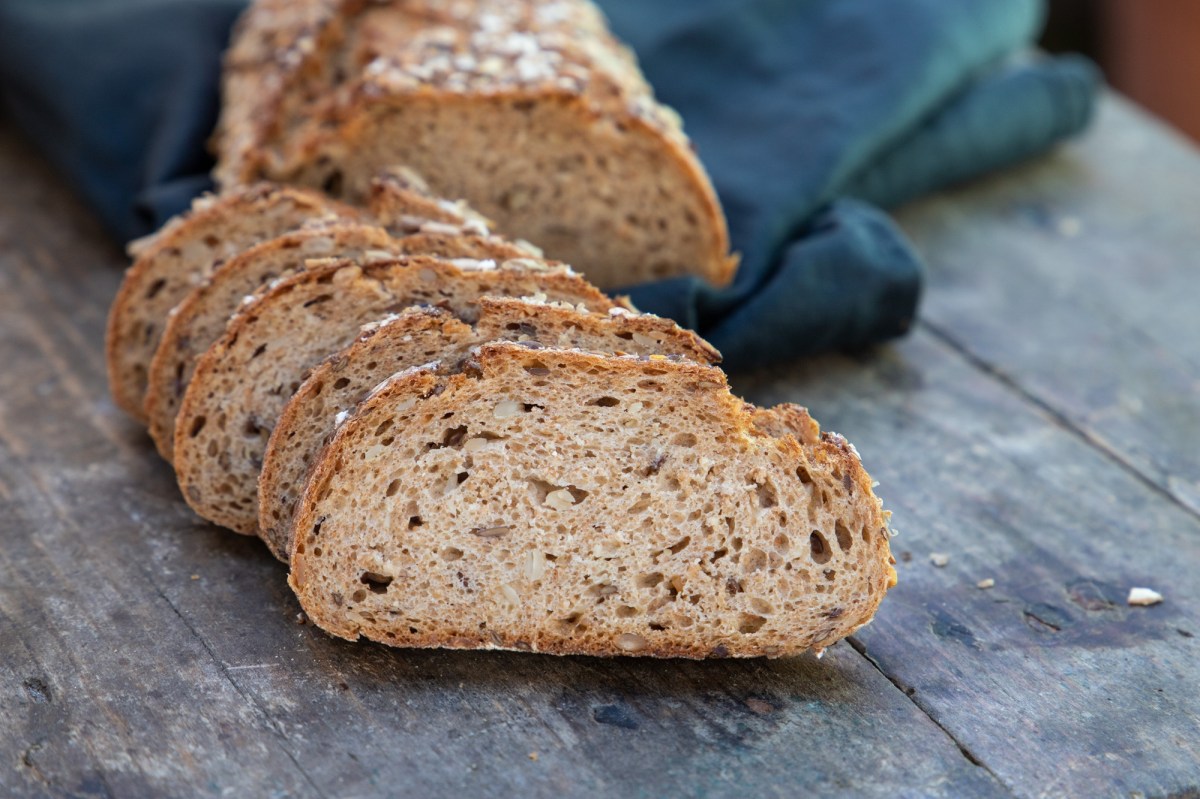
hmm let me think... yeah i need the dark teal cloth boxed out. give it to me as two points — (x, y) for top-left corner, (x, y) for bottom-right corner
(0, 0), (1100, 369)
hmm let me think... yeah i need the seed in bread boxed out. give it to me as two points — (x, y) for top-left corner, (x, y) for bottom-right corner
(289, 342), (894, 658)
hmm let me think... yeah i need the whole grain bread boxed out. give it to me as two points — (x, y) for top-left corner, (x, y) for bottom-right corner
(106, 184), (359, 422)
(288, 342), (894, 658)
(173, 256), (616, 534)
(144, 220), (539, 462)
(257, 296), (721, 561)
(214, 0), (737, 290)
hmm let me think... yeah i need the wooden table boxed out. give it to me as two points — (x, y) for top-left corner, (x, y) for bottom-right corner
(2, 95), (1197, 798)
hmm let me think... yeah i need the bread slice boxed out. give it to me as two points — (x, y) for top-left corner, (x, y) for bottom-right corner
(257, 297), (721, 561)
(144, 220), (538, 462)
(174, 256), (616, 534)
(106, 184), (359, 422)
(215, 0), (736, 289)
(288, 342), (894, 658)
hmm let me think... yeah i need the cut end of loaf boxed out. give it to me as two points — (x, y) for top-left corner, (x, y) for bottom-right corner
(290, 343), (892, 659)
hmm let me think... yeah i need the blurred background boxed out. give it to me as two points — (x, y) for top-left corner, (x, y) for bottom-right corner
(1043, 0), (1200, 142)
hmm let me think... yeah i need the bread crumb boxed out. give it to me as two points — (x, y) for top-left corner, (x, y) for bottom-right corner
(930, 553), (950, 568)
(1127, 587), (1163, 607)
(528, 752), (539, 762)
(190, 574), (200, 580)
(976, 578), (995, 589)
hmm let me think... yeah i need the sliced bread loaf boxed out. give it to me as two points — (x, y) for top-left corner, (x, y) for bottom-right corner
(215, 0), (736, 289)
(257, 297), (721, 561)
(173, 256), (616, 534)
(288, 342), (894, 658)
(106, 184), (359, 422)
(144, 221), (538, 462)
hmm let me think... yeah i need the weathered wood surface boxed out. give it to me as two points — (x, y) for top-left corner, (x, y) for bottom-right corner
(1, 92), (1198, 798)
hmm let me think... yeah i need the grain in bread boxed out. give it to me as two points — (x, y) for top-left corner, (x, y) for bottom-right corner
(173, 256), (616, 534)
(106, 184), (359, 421)
(215, 0), (736, 289)
(257, 296), (721, 560)
(289, 342), (894, 657)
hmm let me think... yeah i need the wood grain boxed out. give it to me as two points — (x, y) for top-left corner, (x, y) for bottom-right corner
(897, 96), (1200, 518)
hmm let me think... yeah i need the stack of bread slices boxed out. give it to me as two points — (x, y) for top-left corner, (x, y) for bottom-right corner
(103, 0), (896, 659)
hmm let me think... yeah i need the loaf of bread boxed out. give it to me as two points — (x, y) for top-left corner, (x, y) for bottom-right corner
(106, 184), (359, 421)
(173, 256), (617, 534)
(258, 297), (721, 561)
(214, 0), (737, 289)
(289, 342), (894, 658)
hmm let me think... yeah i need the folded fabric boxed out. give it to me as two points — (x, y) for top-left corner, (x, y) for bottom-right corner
(0, 0), (1100, 369)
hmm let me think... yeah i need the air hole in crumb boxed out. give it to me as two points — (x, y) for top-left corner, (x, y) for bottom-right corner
(360, 572), (392, 594)
(823, 569), (837, 581)
(756, 480), (778, 508)
(303, 293), (333, 308)
(438, 425), (468, 448)
(408, 516), (423, 529)
(524, 361), (551, 376)
(616, 605), (638, 617)
(796, 465), (813, 485)
(711, 548), (728, 562)
(375, 419), (393, 437)
(351, 589), (366, 603)
(322, 170), (344, 196)
(835, 521), (853, 552)
(385, 479), (401, 497)
(738, 614), (767, 634)
(637, 572), (664, 588)
(250, 344), (268, 359)
(615, 331), (634, 341)
(146, 278), (167, 299)
(810, 531), (832, 564)
(648, 623), (667, 632)
(333, 377), (350, 390)
(442, 547), (463, 562)
(862, 524), (872, 544)
(668, 536), (690, 555)
(189, 415), (207, 438)
(774, 534), (791, 553)
(589, 396), (620, 407)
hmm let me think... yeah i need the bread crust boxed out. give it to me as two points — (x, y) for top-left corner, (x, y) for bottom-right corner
(289, 344), (893, 658)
